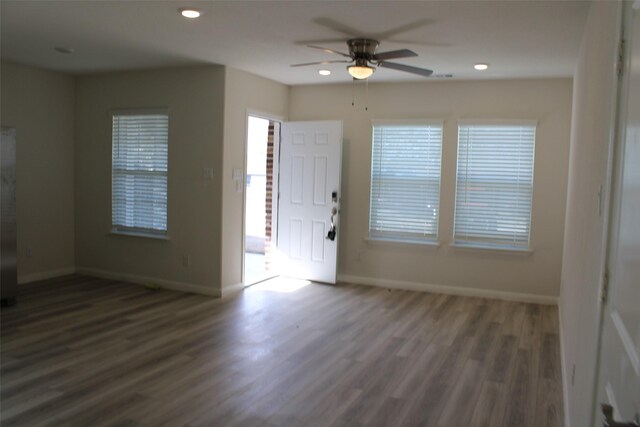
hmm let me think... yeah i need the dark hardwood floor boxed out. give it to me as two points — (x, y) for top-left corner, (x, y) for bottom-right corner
(0, 275), (563, 426)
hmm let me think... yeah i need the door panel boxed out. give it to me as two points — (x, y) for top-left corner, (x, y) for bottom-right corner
(596, 3), (640, 425)
(291, 156), (304, 204)
(313, 156), (328, 206)
(277, 121), (343, 284)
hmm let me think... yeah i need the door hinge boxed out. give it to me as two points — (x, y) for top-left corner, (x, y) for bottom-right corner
(600, 269), (610, 304)
(617, 38), (625, 77)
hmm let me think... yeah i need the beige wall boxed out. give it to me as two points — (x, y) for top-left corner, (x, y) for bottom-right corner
(75, 66), (226, 295)
(221, 68), (289, 295)
(289, 78), (572, 299)
(559, 2), (622, 427)
(3, 62), (575, 305)
(1, 62), (76, 283)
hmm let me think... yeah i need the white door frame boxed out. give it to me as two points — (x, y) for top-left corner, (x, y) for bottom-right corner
(242, 109), (284, 286)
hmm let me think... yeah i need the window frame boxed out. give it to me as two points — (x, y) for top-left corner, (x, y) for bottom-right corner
(452, 119), (537, 252)
(368, 119), (444, 244)
(110, 108), (169, 239)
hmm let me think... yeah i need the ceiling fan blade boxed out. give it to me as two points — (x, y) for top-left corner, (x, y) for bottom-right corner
(312, 17), (434, 41)
(373, 19), (436, 40)
(295, 38), (350, 46)
(312, 17), (364, 38)
(387, 39), (452, 47)
(378, 61), (434, 77)
(290, 60), (350, 67)
(372, 49), (418, 61)
(307, 45), (352, 58)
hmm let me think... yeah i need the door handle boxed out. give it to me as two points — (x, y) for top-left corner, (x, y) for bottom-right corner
(602, 404), (640, 427)
(326, 207), (337, 241)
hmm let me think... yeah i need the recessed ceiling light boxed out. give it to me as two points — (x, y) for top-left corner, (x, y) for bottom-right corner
(318, 70), (331, 76)
(54, 47), (75, 54)
(179, 8), (201, 18)
(474, 63), (489, 71)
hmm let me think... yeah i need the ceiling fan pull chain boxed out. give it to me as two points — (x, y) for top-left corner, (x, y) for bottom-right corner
(352, 78), (355, 107)
(365, 78), (369, 111)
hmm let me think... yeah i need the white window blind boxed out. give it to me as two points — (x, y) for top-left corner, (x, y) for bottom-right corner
(453, 121), (536, 249)
(112, 111), (168, 235)
(369, 121), (443, 241)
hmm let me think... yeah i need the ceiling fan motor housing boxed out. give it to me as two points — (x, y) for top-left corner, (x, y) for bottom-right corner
(347, 38), (380, 60)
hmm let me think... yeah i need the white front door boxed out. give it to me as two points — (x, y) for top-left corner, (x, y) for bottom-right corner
(277, 121), (343, 284)
(595, 3), (640, 426)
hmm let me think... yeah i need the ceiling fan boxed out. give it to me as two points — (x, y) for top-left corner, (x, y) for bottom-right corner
(291, 38), (434, 80)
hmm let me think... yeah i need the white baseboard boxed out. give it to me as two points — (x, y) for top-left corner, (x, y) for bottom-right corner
(76, 267), (220, 297)
(221, 282), (244, 298)
(18, 267), (76, 285)
(558, 300), (572, 427)
(337, 274), (558, 305)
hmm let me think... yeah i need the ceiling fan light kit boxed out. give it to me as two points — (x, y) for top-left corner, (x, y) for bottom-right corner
(348, 59), (375, 79)
(292, 38), (434, 81)
(347, 65), (375, 79)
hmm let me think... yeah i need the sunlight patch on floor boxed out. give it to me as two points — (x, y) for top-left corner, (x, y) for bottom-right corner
(251, 276), (311, 293)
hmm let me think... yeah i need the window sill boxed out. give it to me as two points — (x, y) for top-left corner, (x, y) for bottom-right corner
(366, 236), (440, 248)
(110, 230), (169, 241)
(449, 242), (532, 255)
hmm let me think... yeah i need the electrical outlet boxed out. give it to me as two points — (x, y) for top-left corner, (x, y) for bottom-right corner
(26, 246), (33, 258)
(182, 254), (190, 267)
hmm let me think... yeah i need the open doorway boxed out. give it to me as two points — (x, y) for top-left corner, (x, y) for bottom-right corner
(244, 115), (279, 286)
(243, 118), (343, 287)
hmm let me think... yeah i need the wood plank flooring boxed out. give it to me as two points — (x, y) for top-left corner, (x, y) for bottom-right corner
(0, 275), (563, 426)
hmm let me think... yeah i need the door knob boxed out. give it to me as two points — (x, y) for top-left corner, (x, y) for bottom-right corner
(602, 404), (640, 427)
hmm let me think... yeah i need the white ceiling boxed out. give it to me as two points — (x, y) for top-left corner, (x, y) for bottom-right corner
(0, 1), (590, 85)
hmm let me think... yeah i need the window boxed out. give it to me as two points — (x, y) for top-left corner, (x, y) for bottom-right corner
(453, 120), (536, 250)
(111, 110), (168, 236)
(369, 120), (443, 242)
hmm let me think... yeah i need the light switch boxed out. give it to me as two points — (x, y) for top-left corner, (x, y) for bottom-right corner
(232, 168), (243, 181)
(202, 168), (214, 180)
(235, 181), (243, 193)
